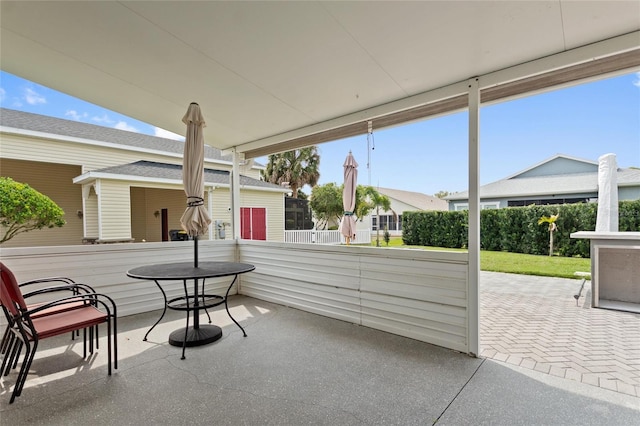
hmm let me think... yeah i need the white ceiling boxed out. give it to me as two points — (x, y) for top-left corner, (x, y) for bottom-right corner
(1, 1), (639, 156)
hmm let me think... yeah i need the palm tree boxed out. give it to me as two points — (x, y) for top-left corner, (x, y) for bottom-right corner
(358, 186), (391, 247)
(261, 147), (320, 198)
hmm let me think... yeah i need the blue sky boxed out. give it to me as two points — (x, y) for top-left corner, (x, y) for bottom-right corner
(1, 70), (639, 195)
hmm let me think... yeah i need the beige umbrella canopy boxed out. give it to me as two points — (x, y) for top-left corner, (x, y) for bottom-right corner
(180, 103), (211, 265)
(339, 151), (358, 245)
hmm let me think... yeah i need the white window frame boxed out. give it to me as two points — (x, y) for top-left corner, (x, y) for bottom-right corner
(481, 202), (500, 210)
(454, 201), (500, 211)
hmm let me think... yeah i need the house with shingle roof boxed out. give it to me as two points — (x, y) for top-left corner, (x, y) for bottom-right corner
(0, 108), (289, 247)
(445, 154), (640, 211)
(368, 187), (448, 236)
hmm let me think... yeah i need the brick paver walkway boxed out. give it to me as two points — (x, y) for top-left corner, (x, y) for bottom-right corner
(480, 271), (640, 397)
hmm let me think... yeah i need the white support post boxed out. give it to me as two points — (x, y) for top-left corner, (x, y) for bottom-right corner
(207, 187), (214, 241)
(231, 149), (242, 240)
(95, 180), (103, 241)
(81, 184), (91, 238)
(467, 77), (481, 357)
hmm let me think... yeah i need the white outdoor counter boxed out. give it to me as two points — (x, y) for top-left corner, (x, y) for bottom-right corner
(571, 231), (640, 313)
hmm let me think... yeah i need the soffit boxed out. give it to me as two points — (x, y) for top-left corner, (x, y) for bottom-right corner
(1, 1), (638, 156)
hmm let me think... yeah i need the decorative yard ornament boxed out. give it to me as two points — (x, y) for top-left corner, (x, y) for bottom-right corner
(538, 213), (559, 256)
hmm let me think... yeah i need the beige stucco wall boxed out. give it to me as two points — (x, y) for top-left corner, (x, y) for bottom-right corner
(0, 158), (84, 247)
(130, 187), (148, 242)
(130, 186), (196, 243)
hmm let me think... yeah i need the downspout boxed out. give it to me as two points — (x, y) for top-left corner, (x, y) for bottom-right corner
(467, 77), (480, 357)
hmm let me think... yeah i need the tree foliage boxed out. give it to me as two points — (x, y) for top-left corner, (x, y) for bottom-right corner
(261, 146), (320, 198)
(309, 183), (342, 230)
(359, 186), (391, 216)
(0, 177), (66, 244)
(434, 190), (450, 199)
(309, 183), (390, 230)
(358, 185), (392, 246)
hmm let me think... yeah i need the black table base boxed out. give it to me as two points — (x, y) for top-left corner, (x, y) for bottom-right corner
(168, 325), (222, 347)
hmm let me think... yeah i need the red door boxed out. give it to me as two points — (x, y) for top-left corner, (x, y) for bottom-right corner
(240, 207), (266, 240)
(240, 208), (251, 239)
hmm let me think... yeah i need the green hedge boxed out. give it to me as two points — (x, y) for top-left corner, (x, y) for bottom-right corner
(402, 200), (640, 258)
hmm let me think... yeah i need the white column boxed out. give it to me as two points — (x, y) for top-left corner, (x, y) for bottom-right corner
(467, 77), (480, 357)
(231, 149), (242, 240)
(208, 187), (214, 240)
(95, 180), (103, 241)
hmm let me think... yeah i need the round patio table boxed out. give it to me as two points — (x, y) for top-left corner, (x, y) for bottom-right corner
(127, 261), (255, 359)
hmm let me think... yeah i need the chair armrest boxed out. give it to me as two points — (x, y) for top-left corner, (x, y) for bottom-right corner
(19, 277), (76, 287)
(22, 283), (97, 299)
(22, 292), (117, 319)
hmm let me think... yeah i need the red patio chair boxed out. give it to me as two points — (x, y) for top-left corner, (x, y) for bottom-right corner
(0, 275), (98, 356)
(0, 274), (101, 387)
(0, 262), (117, 404)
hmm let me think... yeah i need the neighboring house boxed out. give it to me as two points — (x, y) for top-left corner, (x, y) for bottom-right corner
(445, 154), (640, 211)
(367, 187), (448, 236)
(0, 108), (289, 247)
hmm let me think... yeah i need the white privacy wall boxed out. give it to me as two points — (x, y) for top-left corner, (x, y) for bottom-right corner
(1, 240), (238, 317)
(1, 240), (471, 353)
(239, 241), (470, 353)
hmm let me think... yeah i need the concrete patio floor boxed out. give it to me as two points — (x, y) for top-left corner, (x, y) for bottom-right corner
(1, 275), (639, 425)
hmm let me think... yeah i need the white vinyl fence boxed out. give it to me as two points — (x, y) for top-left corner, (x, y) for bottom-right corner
(284, 229), (371, 245)
(1, 238), (472, 354)
(240, 240), (470, 353)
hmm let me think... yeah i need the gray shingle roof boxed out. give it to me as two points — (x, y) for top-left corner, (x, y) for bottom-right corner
(376, 187), (448, 211)
(0, 107), (231, 161)
(92, 160), (283, 190)
(446, 168), (640, 201)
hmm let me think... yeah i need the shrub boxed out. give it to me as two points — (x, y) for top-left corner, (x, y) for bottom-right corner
(0, 177), (65, 244)
(401, 200), (639, 258)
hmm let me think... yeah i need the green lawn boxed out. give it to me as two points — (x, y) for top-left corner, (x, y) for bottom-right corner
(372, 236), (590, 279)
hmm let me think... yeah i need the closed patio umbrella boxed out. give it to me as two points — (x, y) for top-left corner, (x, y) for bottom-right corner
(339, 151), (358, 245)
(595, 153), (618, 232)
(180, 102), (211, 266)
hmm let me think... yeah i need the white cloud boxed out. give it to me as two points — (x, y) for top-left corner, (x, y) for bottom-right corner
(154, 127), (184, 141)
(65, 110), (88, 121)
(0, 88), (5, 103)
(24, 87), (46, 105)
(114, 121), (139, 132)
(634, 72), (640, 88)
(92, 113), (114, 124)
